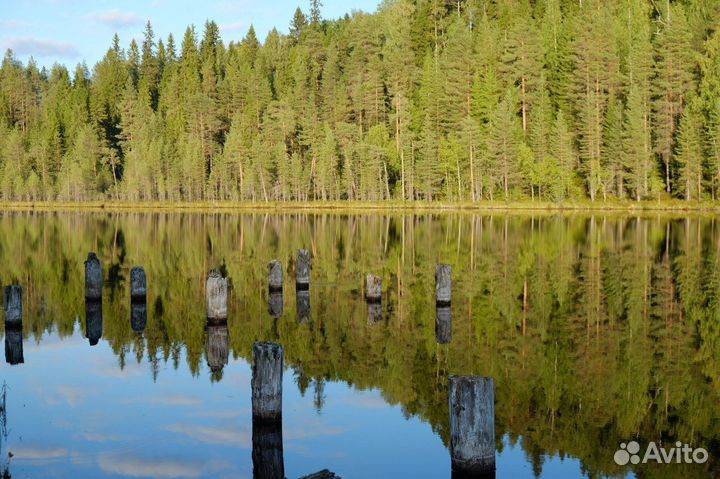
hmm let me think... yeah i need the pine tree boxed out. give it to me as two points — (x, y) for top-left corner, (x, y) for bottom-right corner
(676, 97), (705, 201)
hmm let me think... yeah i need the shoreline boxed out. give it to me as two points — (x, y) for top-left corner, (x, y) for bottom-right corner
(0, 200), (719, 213)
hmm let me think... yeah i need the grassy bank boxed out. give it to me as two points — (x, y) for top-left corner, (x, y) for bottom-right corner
(0, 199), (720, 213)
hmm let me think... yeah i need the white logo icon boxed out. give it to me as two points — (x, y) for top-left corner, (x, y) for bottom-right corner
(614, 441), (708, 465)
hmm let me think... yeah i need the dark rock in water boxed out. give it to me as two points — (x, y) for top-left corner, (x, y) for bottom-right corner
(252, 419), (284, 479)
(85, 252), (103, 301)
(296, 289), (310, 323)
(4, 326), (23, 365)
(85, 300), (103, 346)
(131, 301), (147, 333)
(268, 260), (283, 292)
(130, 266), (147, 300)
(296, 249), (311, 286)
(299, 470), (342, 479)
(436, 305), (452, 344)
(3, 285), (22, 327)
(268, 291), (283, 318)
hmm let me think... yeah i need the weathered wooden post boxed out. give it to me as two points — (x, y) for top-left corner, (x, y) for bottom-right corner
(206, 269), (228, 320)
(4, 285), (22, 328)
(85, 300), (103, 346)
(252, 341), (284, 422)
(269, 260), (283, 292)
(365, 274), (382, 302)
(296, 249), (311, 289)
(296, 289), (310, 323)
(85, 252), (103, 301)
(206, 320), (229, 380)
(436, 305), (452, 344)
(131, 302), (147, 333)
(436, 264), (452, 306)
(449, 376), (495, 477)
(367, 302), (382, 324)
(4, 327), (23, 365)
(130, 266), (147, 301)
(269, 291), (283, 319)
(252, 419), (284, 479)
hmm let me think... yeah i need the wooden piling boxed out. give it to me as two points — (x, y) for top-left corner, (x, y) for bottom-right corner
(85, 252), (103, 301)
(449, 376), (495, 476)
(206, 269), (228, 320)
(4, 326), (23, 365)
(269, 291), (283, 318)
(131, 302), (147, 332)
(296, 249), (311, 289)
(296, 289), (310, 323)
(436, 305), (452, 344)
(130, 266), (147, 301)
(269, 260), (283, 292)
(252, 341), (283, 422)
(365, 274), (382, 302)
(3, 285), (22, 327)
(436, 264), (452, 306)
(367, 302), (382, 324)
(252, 419), (284, 479)
(85, 300), (103, 346)
(206, 320), (229, 379)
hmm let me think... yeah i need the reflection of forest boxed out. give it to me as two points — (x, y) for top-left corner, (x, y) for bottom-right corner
(1, 211), (719, 478)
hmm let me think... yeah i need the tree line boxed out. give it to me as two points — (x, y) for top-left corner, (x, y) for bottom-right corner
(1, 0), (720, 202)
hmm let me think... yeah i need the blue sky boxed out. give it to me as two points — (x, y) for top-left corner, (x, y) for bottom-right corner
(1, 0), (379, 69)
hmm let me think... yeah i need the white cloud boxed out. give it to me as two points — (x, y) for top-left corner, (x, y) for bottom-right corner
(0, 20), (29, 29)
(1, 37), (79, 58)
(219, 22), (248, 34)
(88, 10), (144, 29)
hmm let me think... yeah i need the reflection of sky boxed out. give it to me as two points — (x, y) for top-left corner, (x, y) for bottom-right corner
(0, 326), (608, 478)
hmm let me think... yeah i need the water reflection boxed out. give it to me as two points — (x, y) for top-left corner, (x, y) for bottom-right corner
(0, 211), (719, 478)
(4, 326), (23, 365)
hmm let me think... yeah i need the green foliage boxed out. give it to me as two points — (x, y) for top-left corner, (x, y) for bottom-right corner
(0, 2), (719, 203)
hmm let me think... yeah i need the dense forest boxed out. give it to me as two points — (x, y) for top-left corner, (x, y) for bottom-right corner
(2, 211), (720, 477)
(2, 0), (720, 202)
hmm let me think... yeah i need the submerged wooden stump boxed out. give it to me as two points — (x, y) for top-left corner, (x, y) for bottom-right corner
(252, 419), (284, 479)
(449, 376), (495, 477)
(85, 252), (103, 301)
(365, 274), (382, 302)
(131, 301), (147, 333)
(436, 264), (452, 306)
(269, 291), (283, 318)
(4, 285), (22, 327)
(206, 269), (228, 320)
(85, 300), (103, 346)
(296, 249), (311, 289)
(130, 266), (147, 300)
(436, 305), (452, 344)
(4, 325), (23, 365)
(206, 320), (229, 379)
(251, 341), (283, 422)
(269, 260), (283, 292)
(296, 289), (310, 323)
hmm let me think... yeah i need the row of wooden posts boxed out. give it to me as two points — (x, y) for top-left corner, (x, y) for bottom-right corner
(3, 249), (496, 476)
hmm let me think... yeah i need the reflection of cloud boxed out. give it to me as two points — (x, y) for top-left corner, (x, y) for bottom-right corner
(1, 38), (79, 58)
(191, 409), (245, 419)
(87, 10), (144, 28)
(46, 385), (91, 406)
(81, 432), (124, 442)
(285, 416), (346, 441)
(150, 395), (203, 406)
(343, 393), (388, 409)
(98, 453), (224, 478)
(11, 446), (68, 461)
(166, 423), (251, 448)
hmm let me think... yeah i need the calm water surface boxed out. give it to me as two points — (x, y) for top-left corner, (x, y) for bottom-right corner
(0, 211), (718, 479)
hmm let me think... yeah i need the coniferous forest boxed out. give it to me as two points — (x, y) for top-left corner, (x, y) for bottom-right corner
(2, 0), (720, 203)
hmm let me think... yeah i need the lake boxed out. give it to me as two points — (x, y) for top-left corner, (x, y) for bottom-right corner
(0, 211), (717, 478)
